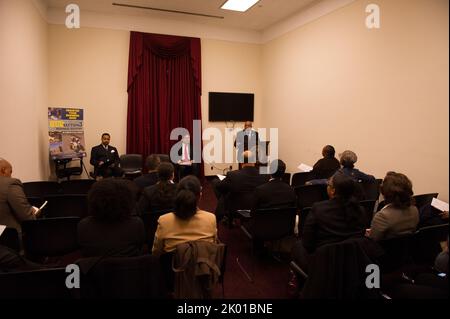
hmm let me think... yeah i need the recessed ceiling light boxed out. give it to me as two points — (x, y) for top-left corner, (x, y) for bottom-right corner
(220, 0), (260, 12)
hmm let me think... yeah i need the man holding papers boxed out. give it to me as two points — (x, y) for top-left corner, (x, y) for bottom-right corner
(0, 158), (39, 233)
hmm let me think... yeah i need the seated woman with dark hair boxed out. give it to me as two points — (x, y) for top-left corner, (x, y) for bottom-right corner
(152, 176), (217, 256)
(368, 172), (419, 241)
(137, 162), (177, 215)
(292, 172), (366, 270)
(77, 179), (145, 257)
(312, 145), (341, 180)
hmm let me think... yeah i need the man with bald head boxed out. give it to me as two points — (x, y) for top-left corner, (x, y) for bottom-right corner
(0, 158), (38, 232)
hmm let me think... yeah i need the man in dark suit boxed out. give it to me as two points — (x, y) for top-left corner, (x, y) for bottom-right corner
(253, 159), (297, 212)
(234, 121), (260, 164)
(0, 158), (38, 233)
(214, 151), (269, 221)
(90, 133), (123, 178)
(133, 154), (160, 190)
(176, 134), (200, 180)
(247, 159), (297, 253)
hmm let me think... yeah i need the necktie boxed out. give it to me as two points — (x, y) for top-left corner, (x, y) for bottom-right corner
(184, 144), (189, 161)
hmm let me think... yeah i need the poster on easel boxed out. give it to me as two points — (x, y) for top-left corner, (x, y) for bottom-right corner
(48, 107), (86, 160)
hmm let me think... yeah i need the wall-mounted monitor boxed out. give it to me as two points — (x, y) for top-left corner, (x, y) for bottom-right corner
(208, 92), (254, 122)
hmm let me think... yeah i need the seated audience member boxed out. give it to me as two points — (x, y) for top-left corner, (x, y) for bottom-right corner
(137, 162), (177, 215)
(77, 179), (145, 257)
(0, 158), (39, 233)
(339, 150), (375, 183)
(312, 145), (341, 180)
(133, 154), (160, 190)
(90, 133), (123, 178)
(368, 172), (419, 241)
(152, 176), (217, 256)
(291, 172), (366, 270)
(214, 151), (269, 220)
(253, 159), (296, 211)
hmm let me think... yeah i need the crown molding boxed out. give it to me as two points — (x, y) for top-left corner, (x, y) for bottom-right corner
(262, 0), (357, 43)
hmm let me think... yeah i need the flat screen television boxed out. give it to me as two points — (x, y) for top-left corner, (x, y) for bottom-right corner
(208, 92), (254, 122)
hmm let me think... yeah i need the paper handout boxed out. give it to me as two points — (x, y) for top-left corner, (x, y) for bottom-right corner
(297, 163), (313, 172)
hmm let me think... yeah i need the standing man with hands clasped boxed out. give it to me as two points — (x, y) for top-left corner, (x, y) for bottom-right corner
(90, 133), (123, 178)
(235, 121), (260, 165)
(0, 158), (40, 233)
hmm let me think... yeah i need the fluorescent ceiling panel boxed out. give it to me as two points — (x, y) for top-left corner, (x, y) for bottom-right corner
(220, 0), (260, 12)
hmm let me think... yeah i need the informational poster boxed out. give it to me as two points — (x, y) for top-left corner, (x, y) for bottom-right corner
(48, 107), (86, 160)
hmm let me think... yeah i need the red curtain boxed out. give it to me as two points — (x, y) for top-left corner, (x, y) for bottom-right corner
(127, 31), (202, 161)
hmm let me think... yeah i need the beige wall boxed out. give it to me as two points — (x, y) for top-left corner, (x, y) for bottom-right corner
(261, 0), (449, 200)
(201, 39), (262, 175)
(0, 0), (48, 182)
(48, 26), (262, 177)
(48, 26), (130, 179)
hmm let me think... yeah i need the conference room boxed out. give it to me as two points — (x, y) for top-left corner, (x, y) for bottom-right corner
(0, 0), (448, 304)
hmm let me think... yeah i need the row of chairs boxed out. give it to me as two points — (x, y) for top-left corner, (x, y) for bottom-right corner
(0, 254), (167, 299)
(23, 179), (95, 197)
(289, 223), (448, 298)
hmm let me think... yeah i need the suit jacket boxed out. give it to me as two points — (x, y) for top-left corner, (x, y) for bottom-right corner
(234, 129), (259, 159)
(0, 177), (35, 232)
(302, 198), (366, 253)
(312, 157), (341, 179)
(253, 179), (297, 211)
(77, 216), (145, 257)
(90, 144), (120, 168)
(152, 210), (217, 255)
(369, 204), (419, 241)
(133, 172), (158, 190)
(216, 166), (269, 196)
(137, 183), (177, 215)
(177, 143), (195, 162)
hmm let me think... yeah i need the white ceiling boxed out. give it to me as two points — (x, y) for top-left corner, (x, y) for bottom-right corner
(44, 0), (321, 31)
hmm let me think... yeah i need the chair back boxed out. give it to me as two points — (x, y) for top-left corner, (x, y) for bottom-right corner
(411, 224), (449, 266)
(77, 254), (167, 299)
(295, 184), (328, 210)
(42, 194), (88, 218)
(0, 227), (20, 252)
(120, 154), (143, 175)
(302, 237), (381, 299)
(23, 181), (61, 198)
(60, 179), (96, 195)
(282, 173), (291, 184)
(226, 191), (255, 216)
(413, 193), (439, 210)
(298, 207), (312, 238)
(377, 234), (414, 273)
(22, 217), (80, 261)
(251, 207), (297, 241)
(359, 200), (376, 228)
(291, 172), (315, 187)
(0, 268), (71, 299)
(141, 208), (173, 249)
(154, 154), (171, 163)
(360, 179), (382, 201)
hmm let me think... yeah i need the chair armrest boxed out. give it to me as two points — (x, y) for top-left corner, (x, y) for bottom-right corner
(236, 210), (251, 219)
